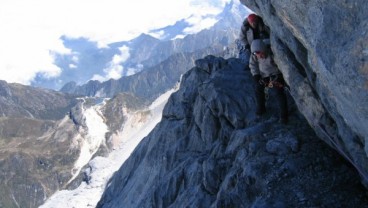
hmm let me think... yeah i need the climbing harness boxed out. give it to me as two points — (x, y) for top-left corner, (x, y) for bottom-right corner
(267, 74), (284, 88)
(259, 74), (283, 88)
(261, 74), (285, 100)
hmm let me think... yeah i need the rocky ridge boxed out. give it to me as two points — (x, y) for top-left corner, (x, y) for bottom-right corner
(97, 56), (368, 207)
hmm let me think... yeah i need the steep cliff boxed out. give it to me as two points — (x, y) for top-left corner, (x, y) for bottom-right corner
(240, 0), (368, 184)
(97, 56), (367, 207)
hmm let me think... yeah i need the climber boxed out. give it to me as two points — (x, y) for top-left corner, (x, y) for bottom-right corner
(249, 39), (288, 124)
(239, 13), (270, 65)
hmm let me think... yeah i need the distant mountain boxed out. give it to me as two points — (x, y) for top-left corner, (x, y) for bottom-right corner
(60, 1), (249, 101)
(39, 88), (177, 207)
(0, 80), (78, 120)
(0, 80), (81, 207)
(149, 0), (249, 40)
(60, 45), (226, 103)
(149, 19), (191, 41)
(0, 80), (147, 207)
(0, 2), (253, 207)
(31, 0), (249, 90)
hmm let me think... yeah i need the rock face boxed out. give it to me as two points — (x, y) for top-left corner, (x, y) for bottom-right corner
(97, 56), (368, 207)
(102, 92), (145, 133)
(239, 0), (368, 184)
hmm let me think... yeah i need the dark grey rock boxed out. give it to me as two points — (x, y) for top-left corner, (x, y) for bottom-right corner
(240, 0), (368, 184)
(266, 133), (299, 155)
(202, 159), (221, 195)
(96, 56), (368, 208)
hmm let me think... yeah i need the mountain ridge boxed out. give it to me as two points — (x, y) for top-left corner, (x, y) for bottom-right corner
(0, 80), (78, 120)
(32, 1), (249, 90)
(60, 44), (228, 102)
(96, 56), (368, 207)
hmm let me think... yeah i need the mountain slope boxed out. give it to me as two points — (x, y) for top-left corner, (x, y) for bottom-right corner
(96, 56), (368, 207)
(0, 80), (78, 120)
(40, 88), (177, 207)
(0, 81), (144, 207)
(0, 81), (82, 207)
(60, 45), (226, 102)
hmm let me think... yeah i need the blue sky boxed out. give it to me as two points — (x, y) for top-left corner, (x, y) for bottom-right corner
(0, 0), (233, 86)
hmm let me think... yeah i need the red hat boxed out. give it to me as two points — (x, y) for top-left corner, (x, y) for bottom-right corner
(247, 14), (258, 24)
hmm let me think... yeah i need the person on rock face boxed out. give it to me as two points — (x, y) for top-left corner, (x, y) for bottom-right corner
(249, 39), (288, 124)
(239, 14), (270, 65)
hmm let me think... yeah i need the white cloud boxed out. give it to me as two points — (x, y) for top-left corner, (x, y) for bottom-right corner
(106, 65), (123, 80)
(149, 30), (166, 39)
(172, 35), (186, 40)
(184, 16), (219, 34)
(71, 55), (79, 63)
(90, 74), (106, 82)
(0, 0), (232, 85)
(69, 64), (77, 69)
(126, 67), (139, 76)
(91, 45), (130, 82)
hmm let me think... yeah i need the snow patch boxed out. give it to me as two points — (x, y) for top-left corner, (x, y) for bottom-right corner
(67, 101), (108, 184)
(95, 88), (106, 97)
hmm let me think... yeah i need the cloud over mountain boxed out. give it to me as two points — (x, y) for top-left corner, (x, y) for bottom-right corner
(0, 0), (232, 86)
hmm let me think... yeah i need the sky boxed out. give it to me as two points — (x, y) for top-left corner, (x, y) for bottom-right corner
(0, 0), (232, 86)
